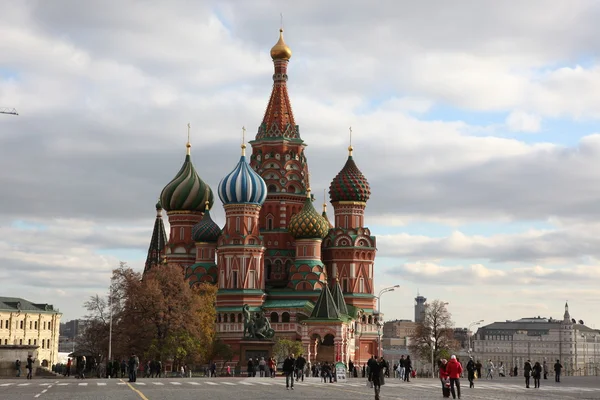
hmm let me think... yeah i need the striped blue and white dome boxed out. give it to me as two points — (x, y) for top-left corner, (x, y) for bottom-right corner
(218, 152), (267, 205)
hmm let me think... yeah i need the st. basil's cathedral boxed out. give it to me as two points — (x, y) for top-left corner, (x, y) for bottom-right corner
(144, 29), (380, 365)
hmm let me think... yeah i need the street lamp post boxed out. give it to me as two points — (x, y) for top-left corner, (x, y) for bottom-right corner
(376, 285), (399, 358)
(108, 278), (114, 375)
(468, 320), (484, 355)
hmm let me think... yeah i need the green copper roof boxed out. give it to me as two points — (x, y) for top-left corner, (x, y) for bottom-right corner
(262, 300), (315, 309)
(0, 297), (61, 314)
(309, 285), (340, 320)
(330, 281), (349, 316)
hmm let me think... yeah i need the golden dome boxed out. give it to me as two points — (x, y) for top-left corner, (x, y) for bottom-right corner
(270, 29), (292, 61)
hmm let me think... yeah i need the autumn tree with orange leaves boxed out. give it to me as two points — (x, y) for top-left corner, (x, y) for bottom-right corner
(80, 262), (216, 367)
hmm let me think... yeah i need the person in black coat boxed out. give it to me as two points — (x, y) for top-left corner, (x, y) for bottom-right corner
(533, 362), (542, 388)
(282, 354), (296, 390)
(369, 358), (385, 400)
(466, 357), (476, 388)
(524, 360), (532, 388)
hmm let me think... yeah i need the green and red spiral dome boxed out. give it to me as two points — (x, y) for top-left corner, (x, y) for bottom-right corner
(329, 152), (371, 203)
(160, 147), (214, 212)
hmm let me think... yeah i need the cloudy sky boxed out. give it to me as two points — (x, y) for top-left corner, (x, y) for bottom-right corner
(2, 0), (600, 329)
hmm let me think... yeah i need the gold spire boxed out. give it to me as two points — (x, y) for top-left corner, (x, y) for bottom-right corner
(205, 200), (210, 211)
(186, 123), (191, 155)
(270, 28), (292, 60)
(241, 126), (247, 156)
(322, 189), (327, 212)
(348, 126), (353, 156)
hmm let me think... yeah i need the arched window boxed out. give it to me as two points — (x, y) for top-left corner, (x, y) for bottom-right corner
(230, 313), (235, 323)
(217, 314), (222, 323)
(368, 315), (373, 324)
(270, 312), (279, 323)
(266, 263), (272, 280)
(223, 314), (228, 322)
(238, 313), (243, 323)
(323, 334), (335, 346)
(282, 312), (291, 323)
(180, 227), (185, 240)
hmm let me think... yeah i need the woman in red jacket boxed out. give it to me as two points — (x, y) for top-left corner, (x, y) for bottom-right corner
(439, 359), (450, 398)
(445, 355), (463, 399)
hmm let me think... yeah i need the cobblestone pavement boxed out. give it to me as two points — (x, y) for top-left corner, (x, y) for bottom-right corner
(2, 376), (600, 399)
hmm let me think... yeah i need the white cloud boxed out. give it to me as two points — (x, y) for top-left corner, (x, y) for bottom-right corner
(506, 110), (542, 132)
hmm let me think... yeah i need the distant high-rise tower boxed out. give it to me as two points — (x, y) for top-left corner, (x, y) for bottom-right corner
(415, 294), (427, 323)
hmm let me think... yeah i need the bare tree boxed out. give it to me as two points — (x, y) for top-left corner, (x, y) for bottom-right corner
(409, 300), (459, 363)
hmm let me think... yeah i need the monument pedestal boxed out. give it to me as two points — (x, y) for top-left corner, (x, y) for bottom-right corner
(240, 339), (275, 367)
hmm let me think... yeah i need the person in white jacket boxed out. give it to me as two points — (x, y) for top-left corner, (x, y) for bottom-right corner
(486, 360), (495, 379)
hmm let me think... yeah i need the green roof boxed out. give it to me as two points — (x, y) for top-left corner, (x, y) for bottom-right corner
(309, 286), (341, 320)
(217, 289), (265, 295)
(262, 300), (314, 309)
(0, 297), (61, 314)
(330, 281), (349, 316)
(217, 306), (261, 312)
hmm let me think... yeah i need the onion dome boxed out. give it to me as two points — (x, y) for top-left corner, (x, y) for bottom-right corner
(329, 145), (371, 203)
(192, 201), (221, 242)
(270, 28), (292, 60)
(218, 144), (267, 205)
(160, 142), (214, 212)
(289, 190), (330, 239)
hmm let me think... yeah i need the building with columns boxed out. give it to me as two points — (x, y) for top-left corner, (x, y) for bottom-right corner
(144, 28), (379, 365)
(472, 303), (600, 375)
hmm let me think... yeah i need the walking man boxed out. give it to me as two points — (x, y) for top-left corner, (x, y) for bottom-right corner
(446, 355), (463, 399)
(554, 359), (563, 383)
(369, 357), (384, 400)
(398, 355), (405, 381)
(283, 353), (296, 390)
(15, 359), (21, 377)
(486, 359), (495, 379)
(295, 353), (306, 382)
(466, 357), (476, 388)
(26, 355), (35, 380)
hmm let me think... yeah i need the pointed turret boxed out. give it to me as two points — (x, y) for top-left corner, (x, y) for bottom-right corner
(563, 301), (571, 322)
(330, 279), (349, 316)
(144, 201), (167, 274)
(256, 29), (299, 140)
(310, 284), (341, 320)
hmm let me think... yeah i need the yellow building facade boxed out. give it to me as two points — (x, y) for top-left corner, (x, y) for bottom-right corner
(0, 297), (61, 366)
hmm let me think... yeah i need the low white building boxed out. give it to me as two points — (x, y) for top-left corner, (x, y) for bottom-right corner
(472, 303), (600, 375)
(0, 297), (62, 367)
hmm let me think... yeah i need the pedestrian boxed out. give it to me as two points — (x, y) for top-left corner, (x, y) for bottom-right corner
(15, 359), (21, 378)
(403, 356), (412, 382)
(486, 359), (495, 379)
(398, 355), (405, 380)
(554, 359), (562, 382)
(466, 356), (475, 388)
(295, 353), (306, 382)
(259, 357), (266, 377)
(533, 361), (542, 388)
(446, 355), (462, 399)
(439, 359), (450, 398)
(268, 357), (276, 378)
(498, 362), (505, 377)
(524, 359), (532, 388)
(475, 360), (482, 379)
(65, 358), (71, 377)
(349, 359), (354, 378)
(79, 356), (86, 379)
(283, 353), (296, 390)
(247, 358), (254, 378)
(120, 360), (127, 378)
(369, 357), (385, 400)
(543, 360), (548, 379)
(128, 353), (139, 382)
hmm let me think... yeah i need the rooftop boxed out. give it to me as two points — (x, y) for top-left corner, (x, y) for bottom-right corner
(0, 297), (61, 314)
